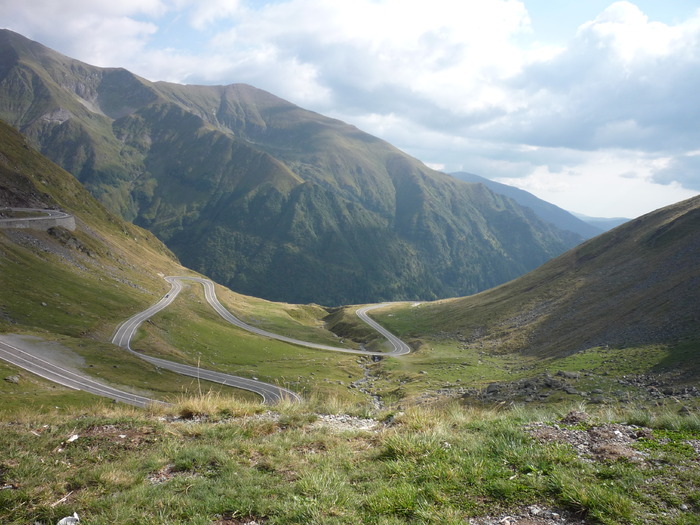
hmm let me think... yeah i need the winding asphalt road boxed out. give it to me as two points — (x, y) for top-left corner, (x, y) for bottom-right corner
(0, 270), (410, 406)
(112, 276), (411, 403)
(160, 277), (410, 356)
(0, 337), (161, 408)
(1, 208), (160, 407)
(112, 278), (300, 403)
(0, 207), (73, 223)
(355, 304), (411, 356)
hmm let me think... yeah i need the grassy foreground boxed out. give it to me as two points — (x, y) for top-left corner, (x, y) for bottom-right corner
(1, 396), (698, 524)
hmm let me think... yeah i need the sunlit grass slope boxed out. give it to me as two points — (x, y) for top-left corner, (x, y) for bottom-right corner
(1, 396), (698, 524)
(366, 196), (700, 375)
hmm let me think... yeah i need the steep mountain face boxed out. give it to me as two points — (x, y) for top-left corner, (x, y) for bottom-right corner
(405, 195), (700, 362)
(0, 30), (584, 305)
(451, 172), (603, 238)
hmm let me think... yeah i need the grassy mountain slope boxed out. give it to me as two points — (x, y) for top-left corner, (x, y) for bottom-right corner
(373, 196), (700, 376)
(0, 29), (584, 305)
(0, 117), (211, 404)
(3, 398), (699, 525)
(0, 121), (180, 334)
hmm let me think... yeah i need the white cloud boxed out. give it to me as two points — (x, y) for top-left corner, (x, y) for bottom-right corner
(495, 2), (700, 151)
(1, 0), (165, 66)
(18, 0), (168, 17)
(495, 150), (699, 217)
(579, 1), (688, 63)
(184, 0), (243, 31)
(652, 151), (700, 191)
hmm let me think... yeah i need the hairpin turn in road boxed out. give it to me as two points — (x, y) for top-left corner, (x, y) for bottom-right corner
(112, 276), (411, 404)
(0, 275), (410, 407)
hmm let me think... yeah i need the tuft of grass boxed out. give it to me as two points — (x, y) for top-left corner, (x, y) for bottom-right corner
(624, 408), (700, 432)
(173, 391), (266, 420)
(549, 470), (636, 523)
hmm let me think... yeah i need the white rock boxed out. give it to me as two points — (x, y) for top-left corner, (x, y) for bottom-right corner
(57, 512), (79, 525)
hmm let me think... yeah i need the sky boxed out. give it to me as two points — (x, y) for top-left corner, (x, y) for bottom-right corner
(3, 0), (700, 218)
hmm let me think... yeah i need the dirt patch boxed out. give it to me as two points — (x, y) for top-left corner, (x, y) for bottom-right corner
(147, 464), (180, 485)
(78, 424), (160, 449)
(147, 462), (204, 485)
(308, 413), (379, 432)
(526, 411), (652, 463)
(686, 439), (700, 457)
(467, 504), (590, 524)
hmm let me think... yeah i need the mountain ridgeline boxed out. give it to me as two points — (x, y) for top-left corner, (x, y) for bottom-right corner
(0, 29), (584, 305)
(389, 194), (700, 368)
(450, 172), (605, 238)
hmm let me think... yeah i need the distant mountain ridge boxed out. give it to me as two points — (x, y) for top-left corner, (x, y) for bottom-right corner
(451, 172), (604, 238)
(0, 29), (584, 305)
(571, 212), (630, 231)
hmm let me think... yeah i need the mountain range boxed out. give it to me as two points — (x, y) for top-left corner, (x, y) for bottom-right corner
(0, 29), (587, 305)
(571, 211), (630, 231)
(1, 114), (697, 392)
(450, 172), (607, 238)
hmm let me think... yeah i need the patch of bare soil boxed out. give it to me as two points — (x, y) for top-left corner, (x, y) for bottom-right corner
(146, 461), (205, 485)
(78, 424), (161, 450)
(467, 504), (590, 524)
(308, 413), (379, 432)
(146, 464), (180, 485)
(526, 410), (651, 463)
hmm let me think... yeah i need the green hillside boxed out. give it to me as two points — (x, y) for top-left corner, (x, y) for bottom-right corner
(364, 196), (700, 389)
(0, 121), (179, 333)
(0, 29), (583, 305)
(0, 117), (211, 405)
